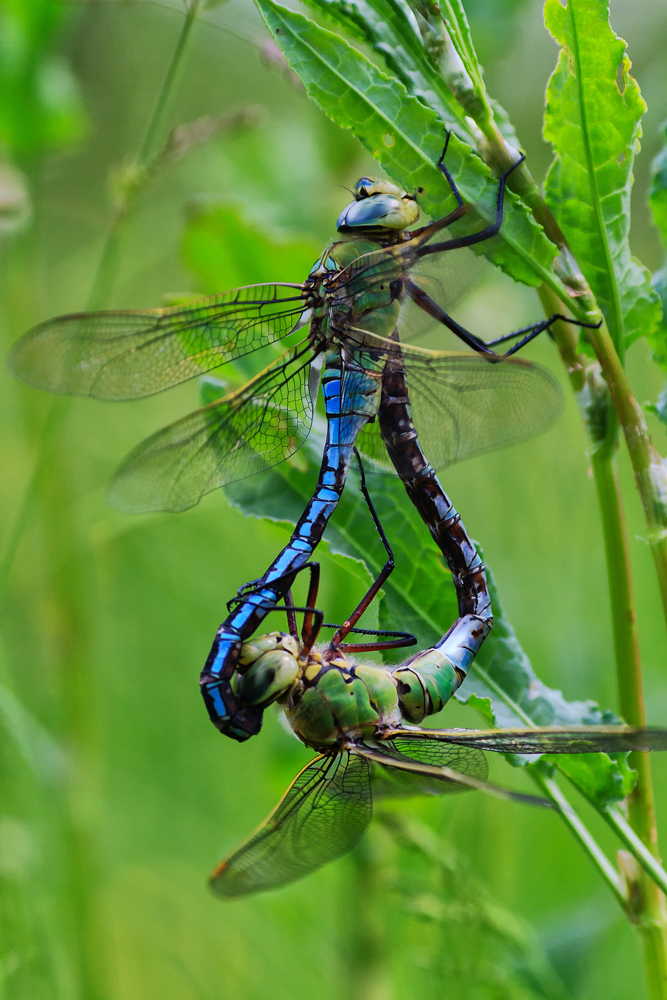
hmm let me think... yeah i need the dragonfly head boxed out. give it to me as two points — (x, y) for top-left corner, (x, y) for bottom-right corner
(337, 177), (420, 234)
(236, 632), (300, 709)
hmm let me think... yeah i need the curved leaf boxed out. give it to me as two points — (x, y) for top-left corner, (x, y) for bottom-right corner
(543, 0), (660, 352)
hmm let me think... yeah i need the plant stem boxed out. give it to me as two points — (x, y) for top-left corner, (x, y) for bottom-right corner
(2, 1), (200, 589)
(87, 0), (200, 310)
(603, 804), (667, 1000)
(137, 1), (201, 166)
(585, 320), (667, 623)
(540, 288), (667, 1000)
(531, 770), (628, 910)
(455, 69), (667, 630)
(39, 432), (105, 1000)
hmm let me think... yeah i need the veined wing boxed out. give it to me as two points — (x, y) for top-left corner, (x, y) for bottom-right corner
(386, 726), (667, 755)
(330, 234), (490, 327)
(353, 341), (562, 471)
(210, 751), (371, 898)
(369, 735), (488, 799)
(353, 741), (552, 809)
(108, 345), (315, 513)
(9, 283), (307, 400)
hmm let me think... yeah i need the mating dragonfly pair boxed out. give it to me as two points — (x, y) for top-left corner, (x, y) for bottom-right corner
(11, 138), (667, 896)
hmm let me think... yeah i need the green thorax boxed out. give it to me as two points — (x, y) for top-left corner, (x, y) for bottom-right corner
(308, 237), (402, 349)
(284, 650), (401, 747)
(236, 632), (465, 749)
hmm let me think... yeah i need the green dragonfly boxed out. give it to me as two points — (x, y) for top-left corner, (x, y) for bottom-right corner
(212, 567), (667, 898)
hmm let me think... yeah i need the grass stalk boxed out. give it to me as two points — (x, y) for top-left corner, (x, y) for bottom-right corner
(536, 290), (667, 997)
(39, 438), (104, 1000)
(1, 0), (201, 590)
(86, 0), (201, 310)
(531, 770), (628, 909)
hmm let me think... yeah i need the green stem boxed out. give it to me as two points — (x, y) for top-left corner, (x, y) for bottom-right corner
(445, 50), (667, 626)
(345, 834), (389, 1000)
(591, 449), (642, 718)
(586, 320), (667, 627)
(536, 289), (667, 997)
(136, 1), (200, 166)
(602, 806), (667, 900)
(0, 398), (67, 602)
(531, 771), (628, 910)
(602, 805), (667, 1000)
(87, 1), (200, 310)
(40, 435), (104, 999)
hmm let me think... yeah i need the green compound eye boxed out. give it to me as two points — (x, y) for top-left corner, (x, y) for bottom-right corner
(238, 632), (299, 668)
(238, 649), (299, 708)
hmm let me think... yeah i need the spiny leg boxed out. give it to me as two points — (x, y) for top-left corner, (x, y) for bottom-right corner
(413, 143), (526, 256)
(404, 278), (601, 358)
(406, 133), (601, 353)
(230, 562), (325, 652)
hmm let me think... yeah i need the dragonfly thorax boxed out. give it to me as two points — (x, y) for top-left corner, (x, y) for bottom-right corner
(337, 176), (419, 235)
(236, 630), (465, 748)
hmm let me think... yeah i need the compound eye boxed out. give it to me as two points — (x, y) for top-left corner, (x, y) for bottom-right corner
(355, 176), (374, 199)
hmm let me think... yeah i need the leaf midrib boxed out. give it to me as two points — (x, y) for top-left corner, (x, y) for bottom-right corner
(568, 3), (625, 350)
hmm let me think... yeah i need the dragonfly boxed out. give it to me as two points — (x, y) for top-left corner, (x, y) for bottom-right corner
(9, 135), (599, 743)
(212, 555), (667, 898)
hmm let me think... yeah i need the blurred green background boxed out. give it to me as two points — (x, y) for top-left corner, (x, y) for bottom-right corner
(2, 0), (667, 997)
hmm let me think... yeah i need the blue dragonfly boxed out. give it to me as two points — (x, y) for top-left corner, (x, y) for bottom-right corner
(9, 137), (599, 741)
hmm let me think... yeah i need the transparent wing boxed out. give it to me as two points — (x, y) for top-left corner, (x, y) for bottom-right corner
(332, 235), (490, 323)
(210, 752), (371, 898)
(354, 741), (551, 809)
(108, 345), (315, 513)
(369, 736), (488, 799)
(8, 283), (307, 400)
(387, 726), (667, 755)
(356, 347), (563, 472)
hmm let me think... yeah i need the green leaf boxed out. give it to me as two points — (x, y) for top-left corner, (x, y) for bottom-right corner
(543, 0), (660, 353)
(297, 0), (473, 139)
(255, 0), (559, 289)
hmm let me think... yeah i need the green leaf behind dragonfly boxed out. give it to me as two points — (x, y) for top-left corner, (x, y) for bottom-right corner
(254, 0), (559, 291)
(543, 0), (660, 354)
(216, 421), (460, 649)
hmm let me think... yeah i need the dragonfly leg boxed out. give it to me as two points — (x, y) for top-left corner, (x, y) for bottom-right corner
(378, 356), (492, 691)
(412, 149), (526, 256)
(201, 355), (382, 741)
(404, 279), (601, 357)
(329, 449), (395, 647)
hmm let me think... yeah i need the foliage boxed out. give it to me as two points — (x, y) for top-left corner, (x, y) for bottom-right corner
(543, 0), (660, 355)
